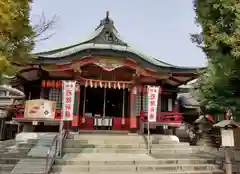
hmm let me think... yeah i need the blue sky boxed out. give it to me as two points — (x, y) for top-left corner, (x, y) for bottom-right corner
(30, 0), (205, 67)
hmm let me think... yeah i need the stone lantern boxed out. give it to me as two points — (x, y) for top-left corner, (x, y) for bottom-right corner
(194, 115), (215, 147)
(213, 120), (239, 174)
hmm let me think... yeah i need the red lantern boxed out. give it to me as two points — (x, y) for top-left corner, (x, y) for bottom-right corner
(55, 81), (60, 88)
(52, 80), (56, 88)
(46, 80), (53, 88)
(59, 80), (62, 88)
(41, 80), (46, 87)
(46, 80), (50, 88)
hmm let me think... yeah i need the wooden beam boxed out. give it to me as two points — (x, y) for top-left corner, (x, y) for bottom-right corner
(172, 73), (197, 77)
(169, 77), (184, 84)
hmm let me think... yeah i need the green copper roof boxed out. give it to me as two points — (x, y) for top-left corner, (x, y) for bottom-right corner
(35, 12), (201, 70)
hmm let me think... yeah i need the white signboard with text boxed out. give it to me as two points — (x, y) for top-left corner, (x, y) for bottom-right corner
(147, 86), (160, 122)
(221, 129), (234, 147)
(62, 81), (76, 121)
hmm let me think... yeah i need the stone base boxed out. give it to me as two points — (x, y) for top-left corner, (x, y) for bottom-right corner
(197, 133), (214, 147)
(151, 135), (180, 143)
(129, 128), (138, 133)
(22, 124), (34, 132)
(156, 126), (165, 134)
(70, 126), (79, 132)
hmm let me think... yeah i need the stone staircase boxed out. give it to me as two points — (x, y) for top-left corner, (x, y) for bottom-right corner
(10, 133), (58, 174)
(148, 135), (218, 156)
(0, 133), (58, 174)
(0, 139), (35, 174)
(50, 133), (224, 174)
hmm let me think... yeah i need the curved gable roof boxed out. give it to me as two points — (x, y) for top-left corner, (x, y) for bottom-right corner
(34, 12), (202, 72)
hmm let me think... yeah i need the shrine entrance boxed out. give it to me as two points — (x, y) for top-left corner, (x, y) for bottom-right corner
(79, 85), (130, 130)
(77, 61), (133, 130)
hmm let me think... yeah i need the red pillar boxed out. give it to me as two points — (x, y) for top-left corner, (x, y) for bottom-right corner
(157, 87), (162, 120)
(129, 86), (138, 132)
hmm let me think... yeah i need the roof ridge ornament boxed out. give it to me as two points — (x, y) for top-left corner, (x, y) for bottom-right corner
(105, 11), (110, 22)
(96, 11), (114, 30)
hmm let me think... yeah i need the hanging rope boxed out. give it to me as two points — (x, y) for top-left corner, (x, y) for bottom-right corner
(80, 77), (133, 89)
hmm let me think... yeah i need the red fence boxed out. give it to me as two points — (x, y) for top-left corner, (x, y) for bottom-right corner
(14, 106), (183, 127)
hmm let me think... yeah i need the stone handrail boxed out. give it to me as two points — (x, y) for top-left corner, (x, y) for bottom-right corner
(58, 129), (68, 158)
(45, 135), (58, 174)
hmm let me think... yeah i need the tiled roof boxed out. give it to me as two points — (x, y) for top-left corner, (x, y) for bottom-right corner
(178, 92), (199, 107)
(35, 12), (202, 70)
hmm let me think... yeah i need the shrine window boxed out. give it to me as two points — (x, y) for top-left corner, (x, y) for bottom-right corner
(49, 88), (62, 108)
(136, 93), (142, 116)
(141, 93), (172, 113)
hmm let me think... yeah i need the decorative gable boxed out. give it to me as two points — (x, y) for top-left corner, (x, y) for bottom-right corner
(89, 11), (127, 46)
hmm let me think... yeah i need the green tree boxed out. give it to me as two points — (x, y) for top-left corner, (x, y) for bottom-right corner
(0, 0), (35, 81)
(0, 1), (56, 84)
(192, 0), (240, 118)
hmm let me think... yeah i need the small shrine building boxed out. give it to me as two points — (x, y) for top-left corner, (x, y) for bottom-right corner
(12, 12), (200, 133)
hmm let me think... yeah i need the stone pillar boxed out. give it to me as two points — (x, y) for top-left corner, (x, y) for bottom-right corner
(129, 86), (138, 133)
(71, 84), (80, 132)
(22, 124), (34, 132)
(196, 132), (214, 147)
(0, 119), (5, 140)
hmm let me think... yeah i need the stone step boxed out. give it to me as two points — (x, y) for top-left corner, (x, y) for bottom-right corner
(0, 164), (15, 172)
(77, 130), (130, 134)
(67, 139), (145, 145)
(63, 140), (146, 148)
(27, 146), (56, 158)
(0, 147), (31, 153)
(151, 148), (199, 153)
(10, 158), (49, 174)
(68, 133), (137, 138)
(51, 164), (220, 172)
(0, 158), (19, 164)
(63, 140), (190, 149)
(0, 152), (29, 159)
(63, 147), (204, 154)
(151, 140), (189, 146)
(63, 147), (147, 153)
(68, 134), (144, 142)
(54, 158), (216, 165)
(51, 171), (224, 174)
(63, 143), (191, 149)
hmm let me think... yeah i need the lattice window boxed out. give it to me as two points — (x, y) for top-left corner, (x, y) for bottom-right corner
(143, 93), (164, 115)
(49, 88), (62, 108)
(136, 93), (141, 116)
(142, 94), (148, 116)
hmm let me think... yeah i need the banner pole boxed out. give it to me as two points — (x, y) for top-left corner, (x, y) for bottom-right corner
(59, 80), (64, 157)
(59, 118), (63, 157)
(147, 121), (150, 155)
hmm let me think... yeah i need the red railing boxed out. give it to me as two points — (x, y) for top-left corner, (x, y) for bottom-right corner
(140, 110), (183, 125)
(14, 106), (182, 126)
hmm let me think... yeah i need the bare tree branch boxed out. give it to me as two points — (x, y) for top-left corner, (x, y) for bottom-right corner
(32, 12), (57, 42)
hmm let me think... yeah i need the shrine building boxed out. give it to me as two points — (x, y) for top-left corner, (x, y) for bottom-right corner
(11, 12), (200, 133)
